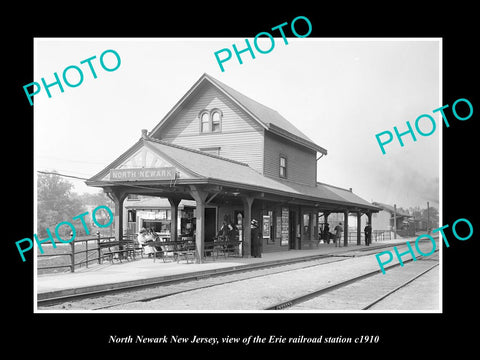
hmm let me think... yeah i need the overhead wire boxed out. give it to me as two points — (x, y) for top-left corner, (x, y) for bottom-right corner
(36, 170), (174, 192)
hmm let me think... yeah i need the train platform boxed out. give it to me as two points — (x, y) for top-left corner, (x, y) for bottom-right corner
(36, 238), (414, 301)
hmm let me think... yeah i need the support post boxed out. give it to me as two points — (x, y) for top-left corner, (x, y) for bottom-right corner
(70, 240), (75, 272)
(97, 231), (101, 264)
(242, 196), (254, 257)
(107, 189), (128, 255)
(168, 197), (181, 243)
(344, 210), (349, 247)
(189, 186), (208, 263)
(309, 211), (315, 248)
(85, 239), (89, 268)
(357, 212), (362, 245)
(367, 212), (372, 243)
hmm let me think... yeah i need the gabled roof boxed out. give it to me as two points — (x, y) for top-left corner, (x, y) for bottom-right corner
(86, 136), (250, 183)
(149, 73), (327, 155)
(87, 136), (377, 212)
(372, 202), (411, 217)
(316, 182), (380, 210)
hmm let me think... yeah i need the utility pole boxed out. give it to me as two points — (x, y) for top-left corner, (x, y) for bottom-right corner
(393, 204), (397, 239)
(427, 201), (430, 234)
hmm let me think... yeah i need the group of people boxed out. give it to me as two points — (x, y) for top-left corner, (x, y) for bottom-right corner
(136, 227), (159, 257)
(136, 218), (373, 261)
(216, 215), (262, 258)
(320, 222), (372, 246)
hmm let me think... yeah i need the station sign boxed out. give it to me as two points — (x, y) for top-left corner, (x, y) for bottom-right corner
(110, 167), (176, 181)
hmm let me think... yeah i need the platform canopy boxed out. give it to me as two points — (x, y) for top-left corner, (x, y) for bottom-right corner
(88, 135), (378, 211)
(86, 133), (380, 261)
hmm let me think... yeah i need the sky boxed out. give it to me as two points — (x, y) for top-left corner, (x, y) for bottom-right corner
(34, 38), (440, 209)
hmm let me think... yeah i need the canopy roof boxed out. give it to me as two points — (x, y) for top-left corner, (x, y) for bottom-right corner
(87, 136), (379, 212)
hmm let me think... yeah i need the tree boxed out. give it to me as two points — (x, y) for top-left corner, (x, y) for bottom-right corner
(423, 206), (439, 230)
(37, 172), (86, 237)
(76, 190), (115, 235)
(78, 191), (114, 209)
(409, 205), (439, 231)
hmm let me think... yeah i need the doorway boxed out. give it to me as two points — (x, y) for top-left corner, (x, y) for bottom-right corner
(204, 207), (217, 243)
(289, 210), (297, 250)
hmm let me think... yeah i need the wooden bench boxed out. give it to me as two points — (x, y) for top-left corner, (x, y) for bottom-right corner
(174, 241), (196, 264)
(217, 241), (242, 258)
(101, 240), (139, 264)
(205, 240), (242, 260)
(204, 242), (215, 259)
(147, 240), (195, 263)
(152, 241), (176, 263)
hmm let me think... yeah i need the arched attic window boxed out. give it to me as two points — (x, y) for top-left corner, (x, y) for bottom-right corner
(211, 109), (222, 132)
(200, 111), (210, 133)
(199, 109), (223, 133)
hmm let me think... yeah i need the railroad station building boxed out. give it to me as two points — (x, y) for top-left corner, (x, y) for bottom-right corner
(86, 73), (380, 262)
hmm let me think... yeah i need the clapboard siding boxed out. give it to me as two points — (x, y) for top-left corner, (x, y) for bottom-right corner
(156, 82), (263, 138)
(163, 132), (264, 173)
(152, 80), (316, 183)
(264, 131), (316, 186)
(155, 82), (264, 172)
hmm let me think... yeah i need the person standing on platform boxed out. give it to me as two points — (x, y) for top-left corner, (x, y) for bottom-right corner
(364, 222), (372, 246)
(250, 219), (262, 258)
(334, 222), (343, 247)
(324, 223), (330, 244)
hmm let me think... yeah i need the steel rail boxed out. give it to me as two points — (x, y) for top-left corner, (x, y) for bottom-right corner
(361, 262), (439, 310)
(264, 249), (439, 311)
(90, 257), (355, 310)
(38, 254), (336, 308)
(37, 240), (430, 309)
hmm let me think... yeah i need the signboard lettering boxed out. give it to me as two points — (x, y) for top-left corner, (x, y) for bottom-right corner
(281, 207), (289, 246)
(110, 167), (176, 181)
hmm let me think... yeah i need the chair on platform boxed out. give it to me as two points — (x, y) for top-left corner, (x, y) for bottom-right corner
(174, 240), (196, 264)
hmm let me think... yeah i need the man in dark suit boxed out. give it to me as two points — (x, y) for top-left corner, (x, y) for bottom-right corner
(250, 219), (262, 258)
(364, 222), (372, 246)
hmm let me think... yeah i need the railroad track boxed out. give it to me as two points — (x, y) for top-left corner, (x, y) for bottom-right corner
(37, 240), (436, 310)
(38, 255), (347, 309)
(361, 262), (438, 310)
(265, 250), (439, 311)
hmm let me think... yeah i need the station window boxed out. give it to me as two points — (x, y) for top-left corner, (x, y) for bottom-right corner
(303, 213), (310, 235)
(128, 210), (136, 222)
(199, 109), (222, 133)
(279, 155), (287, 178)
(200, 112), (210, 133)
(199, 146), (221, 155)
(212, 111), (222, 132)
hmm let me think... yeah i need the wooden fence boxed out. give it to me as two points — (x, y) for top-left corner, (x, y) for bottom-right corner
(37, 232), (137, 274)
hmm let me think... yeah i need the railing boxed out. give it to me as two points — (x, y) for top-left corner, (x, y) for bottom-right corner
(346, 230), (392, 243)
(317, 230), (392, 245)
(37, 233), (136, 274)
(372, 230), (392, 241)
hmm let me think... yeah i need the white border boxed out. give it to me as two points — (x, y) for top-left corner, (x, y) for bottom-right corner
(34, 37), (442, 314)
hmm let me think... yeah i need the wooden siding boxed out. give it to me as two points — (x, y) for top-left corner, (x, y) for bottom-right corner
(155, 82), (264, 173)
(263, 131), (317, 186)
(255, 202), (299, 253)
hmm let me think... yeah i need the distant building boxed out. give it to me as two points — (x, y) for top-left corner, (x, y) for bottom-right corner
(372, 202), (415, 237)
(123, 195), (196, 236)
